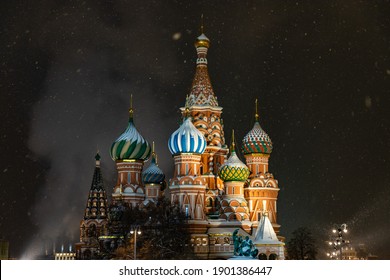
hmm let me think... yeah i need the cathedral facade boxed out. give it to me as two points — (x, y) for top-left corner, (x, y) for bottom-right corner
(75, 32), (284, 260)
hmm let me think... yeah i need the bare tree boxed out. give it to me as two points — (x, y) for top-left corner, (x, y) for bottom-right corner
(286, 227), (318, 260)
(137, 199), (195, 260)
(100, 198), (195, 260)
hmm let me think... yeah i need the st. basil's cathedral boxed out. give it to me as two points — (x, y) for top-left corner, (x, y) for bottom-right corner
(75, 31), (285, 260)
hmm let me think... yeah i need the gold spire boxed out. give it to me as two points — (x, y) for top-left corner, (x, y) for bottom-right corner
(200, 14), (204, 34)
(129, 94), (134, 121)
(184, 95), (191, 118)
(230, 129), (236, 152)
(195, 15), (210, 48)
(255, 98), (259, 122)
(152, 141), (158, 164)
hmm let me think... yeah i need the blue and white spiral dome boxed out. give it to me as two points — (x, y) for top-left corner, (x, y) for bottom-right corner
(168, 118), (207, 155)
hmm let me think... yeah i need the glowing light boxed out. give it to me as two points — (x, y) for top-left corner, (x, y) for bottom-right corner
(172, 32), (182, 40)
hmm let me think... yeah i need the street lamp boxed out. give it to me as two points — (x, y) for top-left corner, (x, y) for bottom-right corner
(129, 226), (141, 260)
(327, 223), (349, 260)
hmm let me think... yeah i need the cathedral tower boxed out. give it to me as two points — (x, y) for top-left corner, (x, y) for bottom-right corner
(76, 153), (108, 259)
(168, 108), (207, 225)
(110, 96), (151, 207)
(180, 31), (229, 215)
(142, 142), (165, 205)
(218, 130), (250, 222)
(242, 99), (280, 233)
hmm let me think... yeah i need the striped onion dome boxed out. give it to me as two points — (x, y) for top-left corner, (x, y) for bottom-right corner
(110, 117), (151, 161)
(168, 117), (207, 155)
(219, 132), (250, 182)
(142, 151), (165, 184)
(242, 121), (273, 155)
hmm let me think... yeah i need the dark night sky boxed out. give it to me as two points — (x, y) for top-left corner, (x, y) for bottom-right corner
(1, 0), (389, 259)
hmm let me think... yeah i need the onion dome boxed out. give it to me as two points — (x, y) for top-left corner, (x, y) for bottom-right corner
(110, 95), (151, 161)
(195, 33), (210, 48)
(142, 142), (165, 184)
(242, 99), (273, 154)
(168, 113), (207, 155)
(219, 130), (250, 182)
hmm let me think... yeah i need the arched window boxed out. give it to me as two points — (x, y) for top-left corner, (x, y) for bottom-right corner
(206, 197), (213, 207)
(83, 249), (91, 260)
(258, 253), (267, 260)
(269, 254), (277, 260)
(185, 205), (189, 218)
(215, 197), (221, 211)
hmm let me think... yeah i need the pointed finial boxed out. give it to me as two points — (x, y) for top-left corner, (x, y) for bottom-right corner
(184, 95), (191, 118)
(152, 141), (157, 165)
(200, 14), (204, 34)
(129, 94), (134, 121)
(230, 129), (236, 152)
(151, 141), (158, 164)
(95, 147), (101, 166)
(185, 94), (189, 108)
(255, 98), (259, 122)
(195, 16), (210, 48)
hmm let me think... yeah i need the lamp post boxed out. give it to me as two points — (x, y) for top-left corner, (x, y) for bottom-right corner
(130, 226), (141, 260)
(327, 223), (348, 260)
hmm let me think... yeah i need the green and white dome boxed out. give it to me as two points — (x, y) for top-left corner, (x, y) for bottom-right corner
(110, 105), (151, 161)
